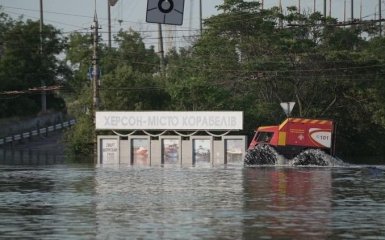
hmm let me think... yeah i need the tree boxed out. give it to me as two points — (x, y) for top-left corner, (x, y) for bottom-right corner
(0, 15), (68, 117)
(61, 1), (385, 162)
(101, 65), (167, 111)
(162, 0), (385, 161)
(65, 29), (168, 157)
(65, 32), (92, 95)
(100, 29), (167, 111)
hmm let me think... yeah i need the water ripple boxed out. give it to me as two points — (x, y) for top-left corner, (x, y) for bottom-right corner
(0, 165), (384, 239)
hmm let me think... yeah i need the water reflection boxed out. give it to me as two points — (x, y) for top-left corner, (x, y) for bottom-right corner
(331, 167), (385, 238)
(94, 165), (245, 239)
(0, 166), (97, 239)
(0, 162), (385, 239)
(0, 148), (65, 165)
(243, 167), (332, 239)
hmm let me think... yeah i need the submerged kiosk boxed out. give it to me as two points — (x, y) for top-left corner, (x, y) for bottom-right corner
(96, 111), (246, 166)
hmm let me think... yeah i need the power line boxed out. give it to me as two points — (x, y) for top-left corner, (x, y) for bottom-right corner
(3, 9), (90, 29)
(1, 69), (384, 97)
(287, 18), (385, 27)
(3, 4), (385, 77)
(0, 85), (63, 96)
(1, 5), (198, 30)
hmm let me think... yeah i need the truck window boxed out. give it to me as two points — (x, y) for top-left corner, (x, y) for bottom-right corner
(256, 132), (273, 143)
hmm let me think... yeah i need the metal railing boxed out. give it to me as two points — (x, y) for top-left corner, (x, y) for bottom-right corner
(0, 119), (76, 146)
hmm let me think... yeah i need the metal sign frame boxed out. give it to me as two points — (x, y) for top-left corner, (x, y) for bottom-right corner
(146, 0), (185, 25)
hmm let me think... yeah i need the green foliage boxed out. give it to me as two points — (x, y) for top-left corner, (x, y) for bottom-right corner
(99, 30), (167, 111)
(65, 29), (168, 157)
(0, 12), (68, 117)
(113, 29), (159, 73)
(5, 2), (385, 162)
(65, 114), (94, 158)
(65, 32), (92, 94)
(101, 65), (167, 110)
(161, 1), (385, 161)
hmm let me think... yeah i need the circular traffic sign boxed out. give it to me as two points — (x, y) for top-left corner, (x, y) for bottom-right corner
(158, 0), (174, 13)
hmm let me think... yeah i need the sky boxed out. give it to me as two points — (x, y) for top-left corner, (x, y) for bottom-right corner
(0, 0), (383, 52)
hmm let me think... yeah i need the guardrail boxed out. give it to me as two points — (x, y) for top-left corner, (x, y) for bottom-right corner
(0, 119), (76, 146)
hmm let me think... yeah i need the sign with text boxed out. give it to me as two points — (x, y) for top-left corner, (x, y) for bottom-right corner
(96, 111), (243, 130)
(100, 138), (119, 164)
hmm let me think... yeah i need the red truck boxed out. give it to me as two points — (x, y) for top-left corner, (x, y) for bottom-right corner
(245, 118), (336, 165)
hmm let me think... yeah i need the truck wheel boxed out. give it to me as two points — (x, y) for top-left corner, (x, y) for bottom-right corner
(291, 149), (328, 166)
(244, 144), (278, 165)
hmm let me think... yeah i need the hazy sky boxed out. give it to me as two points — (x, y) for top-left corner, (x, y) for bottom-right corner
(0, 0), (382, 51)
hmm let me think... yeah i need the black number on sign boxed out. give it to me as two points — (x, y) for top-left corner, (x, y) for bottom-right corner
(158, 0), (174, 13)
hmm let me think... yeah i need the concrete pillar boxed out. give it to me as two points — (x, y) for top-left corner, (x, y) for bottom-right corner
(182, 139), (193, 167)
(151, 139), (162, 166)
(119, 140), (130, 165)
(213, 140), (225, 166)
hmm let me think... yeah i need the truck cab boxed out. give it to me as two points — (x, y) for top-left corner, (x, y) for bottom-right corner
(248, 126), (278, 149)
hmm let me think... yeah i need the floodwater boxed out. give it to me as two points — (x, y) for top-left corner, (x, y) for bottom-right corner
(0, 157), (385, 239)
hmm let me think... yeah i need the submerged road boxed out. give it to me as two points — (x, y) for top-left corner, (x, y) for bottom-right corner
(0, 131), (67, 165)
(1, 131), (66, 153)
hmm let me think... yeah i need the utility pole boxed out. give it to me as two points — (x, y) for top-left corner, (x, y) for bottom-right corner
(92, 11), (100, 160)
(279, 0), (283, 28)
(107, 0), (118, 48)
(199, 0), (202, 36)
(378, 0), (382, 37)
(92, 13), (100, 113)
(39, 0), (46, 113)
(108, 1), (112, 48)
(360, 0), (362, 20)
(314, 0), (316, 13)
(158, 23), (165, 72)
(329, 0), (332, 17)
(351, 0), (354, 21)
(298, 0), (301, 14)
(324, 0), (327, 19)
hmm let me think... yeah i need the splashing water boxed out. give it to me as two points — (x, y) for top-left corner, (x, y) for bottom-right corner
(244, 145), (346, 167)
(288, 149), (346, 167)
(244, 144), (279, 165)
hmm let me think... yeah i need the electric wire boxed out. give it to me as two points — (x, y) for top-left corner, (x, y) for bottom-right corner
(2, 2), (385, 96)
(2, 68), (384, 97)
